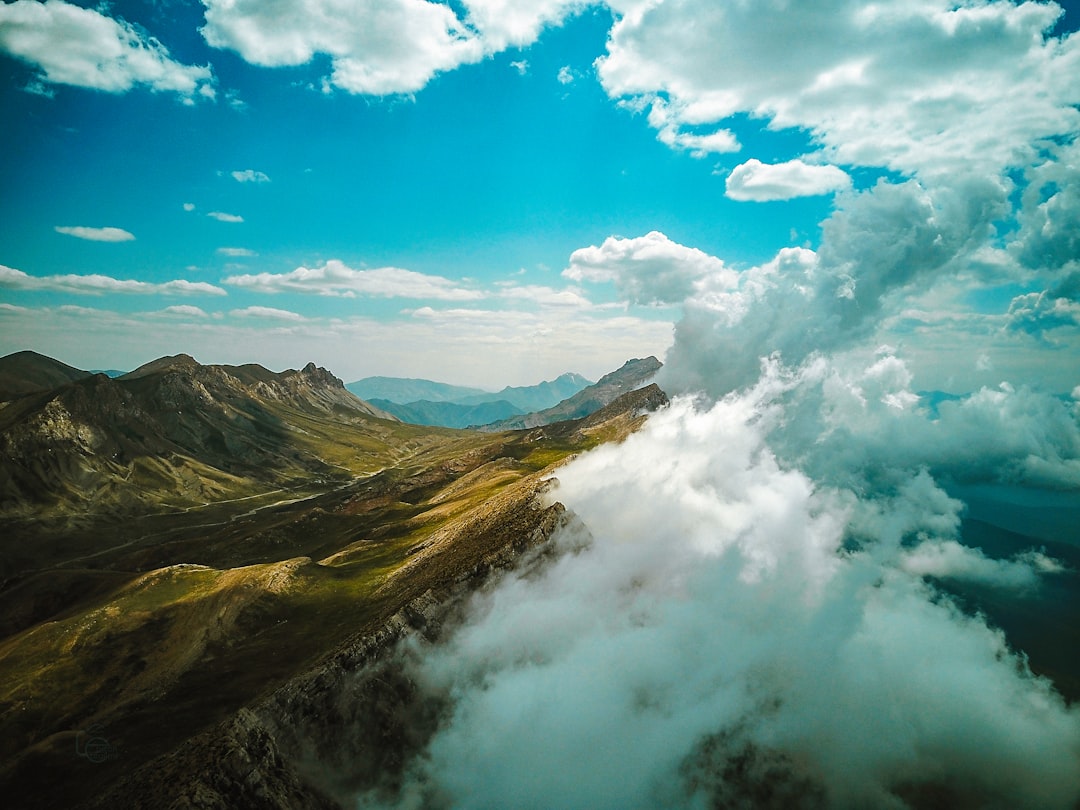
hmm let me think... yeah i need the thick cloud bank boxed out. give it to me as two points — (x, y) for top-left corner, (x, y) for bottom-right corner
(357, 371), (1080, 808)
(345, 2), (1080, 806)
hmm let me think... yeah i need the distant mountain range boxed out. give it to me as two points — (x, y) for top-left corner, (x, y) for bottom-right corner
(347, 371), (594, 429)
(481, 356), (663, 431)
(348, 366), (668, 431)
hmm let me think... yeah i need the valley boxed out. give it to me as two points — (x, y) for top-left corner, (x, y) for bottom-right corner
(0, 350), (667, 808)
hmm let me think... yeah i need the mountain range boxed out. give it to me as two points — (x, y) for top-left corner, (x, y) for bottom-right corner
(0, 349), (669, 808)
(348, 371), (596, 429)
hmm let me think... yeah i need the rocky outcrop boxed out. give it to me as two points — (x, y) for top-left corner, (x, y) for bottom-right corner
(89, 490), (576, 810)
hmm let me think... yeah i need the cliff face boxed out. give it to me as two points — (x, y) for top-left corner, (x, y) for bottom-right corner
(90, 486), (575, 810)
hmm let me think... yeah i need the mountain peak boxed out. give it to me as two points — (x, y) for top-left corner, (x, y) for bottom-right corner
(0, 350), (92, 401)
(123, 353), (200, 379)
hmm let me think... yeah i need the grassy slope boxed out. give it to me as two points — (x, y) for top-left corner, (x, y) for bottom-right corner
(0, 396), (638, 808)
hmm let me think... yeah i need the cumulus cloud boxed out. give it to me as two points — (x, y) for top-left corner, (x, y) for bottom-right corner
(201, 0), (485, 96)
(182, 202), (196, 212)
(564, 230), (736, 306)
(207, 211), (244, 223)
(223, 259), (483, 300)
(358, 385), (1080, 808)
(556, 65), (574, 84)
(231, 169), (270, 183)
(461, 0), (579, 51)
(199, 0), (583, 95)
(1012, 140), (1080, 272)
(54, 225), (135, 242)
(725, 158), (851, 202)
(597, 0), (1080, 179)
(0, 0), (213, 99)
(0, 264), (226, 297)
(1006, 274), (1080, 341)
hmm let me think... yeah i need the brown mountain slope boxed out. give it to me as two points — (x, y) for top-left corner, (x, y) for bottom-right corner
(0, 355), (398, 519)
(0, 370), (669, 809)
(0, 350), (92, 402)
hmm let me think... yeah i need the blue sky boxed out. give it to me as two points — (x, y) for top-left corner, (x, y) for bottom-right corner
(1, 0), (1079, 390)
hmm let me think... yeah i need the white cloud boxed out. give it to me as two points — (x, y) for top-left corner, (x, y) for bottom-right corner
(564, 231), (737, 306)
(201, 0), (485, 96)
(899, 539), (1065, 591)
(199, 0), (585, 96)
(223, 259), (483, 300)
(229, 306), (305, 321)
(497, 284), (591, 308)
(182, 202), (196, 212)
(461, 0), (579, 51)
(54, 225), (135, 242)
(725, 158), (851, 202)
(0, 0), (213, 99)
(159, 305), (209, 318)
(0, 264), (226, 297)
(597, 0), (1080, 179)
(643, 97), (739, 158)
(361, 387), (1080, 808)
(207, 211), (244, 223)
(216, 247), (257, 257)
(556, 65), (574, 84)
(230, 169), (270, 183)
(509, 59), (528, 75)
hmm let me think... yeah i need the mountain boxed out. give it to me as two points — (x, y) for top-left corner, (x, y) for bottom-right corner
(457, 372), (594, 412)
(0, 350), (93, 402)
(0, 353), (670, 809)
(0, 354), (397, 519)
(347, 372), (594, 419)
(481, 356), (663, 431)
(368, 397), (524, 429)
(346, 376), (488, 404)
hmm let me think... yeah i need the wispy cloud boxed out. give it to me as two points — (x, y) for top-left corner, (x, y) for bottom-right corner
(223, 259), (483, 301)
(217, 247), (257, 257)
(0, 264), (226, 296)
(55, 225), (135, 242)
(229, 305), (305, 321)
(0, 0), (213, 100)
(207, 211), (244, 223)
(231, 169), (270, 183)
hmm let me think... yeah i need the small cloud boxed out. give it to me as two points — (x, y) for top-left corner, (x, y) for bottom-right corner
(229, 305), (305, 321)
(725, 158), (851, 202)
(217, 247), (257, 257)
(231, 169), (270, 183)
(55, 225), (135, 242)
(557, 65), (574, 85)
(160, 305), (209, 317)
(510, 60), (529, 75)
(207, 211), (244, 223)
(183, 202), (196, 212)
(23, 78), (55, 98)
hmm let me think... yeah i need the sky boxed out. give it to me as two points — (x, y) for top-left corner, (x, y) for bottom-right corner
(4, 4), (1080, 806)
(1, 0), (1077, 389)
